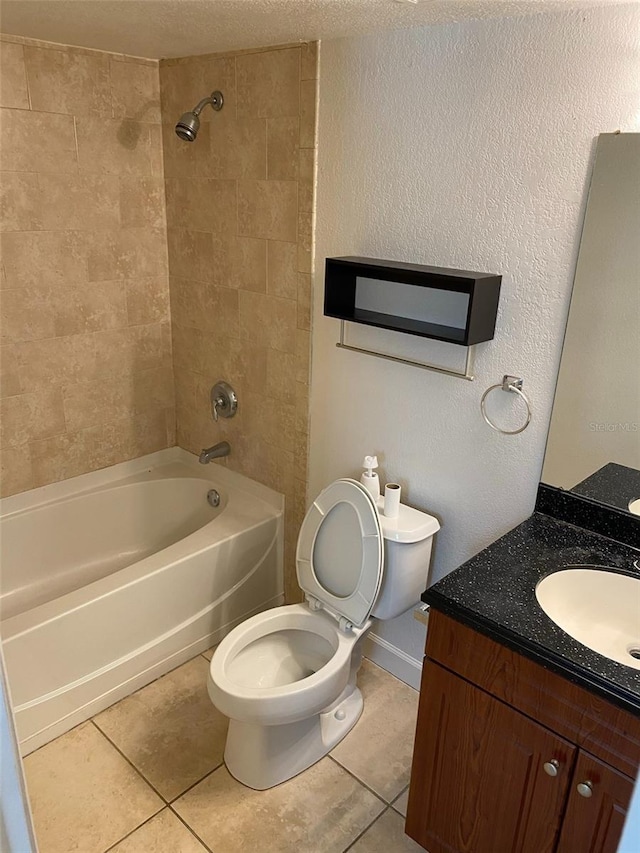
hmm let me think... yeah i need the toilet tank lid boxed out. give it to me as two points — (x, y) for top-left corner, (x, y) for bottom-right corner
(375, 498), (441, 543)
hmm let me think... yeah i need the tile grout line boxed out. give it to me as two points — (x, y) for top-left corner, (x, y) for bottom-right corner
(101, 806), (165, 853)
(342, 806), (391, 853)
(168, 761), (225, 805)
(169, 803), (216, 853)
(89, 719), (169, 804)
(327, 753), (391, 807)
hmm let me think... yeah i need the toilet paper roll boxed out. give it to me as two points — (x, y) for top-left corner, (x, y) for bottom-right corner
(384, 483), (401, 518)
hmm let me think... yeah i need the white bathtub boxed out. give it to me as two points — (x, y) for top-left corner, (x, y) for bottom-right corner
(0, 448), (283, 755)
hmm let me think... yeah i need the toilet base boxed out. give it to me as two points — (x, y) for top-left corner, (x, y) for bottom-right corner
(224, 687), (364, 790)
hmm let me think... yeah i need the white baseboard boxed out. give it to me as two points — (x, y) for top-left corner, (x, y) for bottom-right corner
(364, 632), (423, 690)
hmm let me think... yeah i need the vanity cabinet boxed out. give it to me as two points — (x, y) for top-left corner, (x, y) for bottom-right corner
(406, 610), (640, 853)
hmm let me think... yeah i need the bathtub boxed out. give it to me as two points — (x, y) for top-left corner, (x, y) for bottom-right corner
(0, 447), (283, 755)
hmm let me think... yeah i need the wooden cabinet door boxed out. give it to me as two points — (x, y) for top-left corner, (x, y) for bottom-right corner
(406, 661), (576, 853)
(556, 750), (635, 853)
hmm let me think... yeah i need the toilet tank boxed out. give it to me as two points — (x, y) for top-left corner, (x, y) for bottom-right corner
(371, 500), (440, 621)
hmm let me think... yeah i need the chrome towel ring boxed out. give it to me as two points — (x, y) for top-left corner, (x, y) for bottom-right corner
(481, 375), (532, 435)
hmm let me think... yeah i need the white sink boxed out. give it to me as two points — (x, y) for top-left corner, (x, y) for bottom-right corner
(535, 567), (640, 670)
(629, 498), (640, 516)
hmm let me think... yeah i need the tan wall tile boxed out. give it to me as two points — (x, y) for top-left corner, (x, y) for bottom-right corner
(167, 229), (214, 283)
(0, 173), (42, 232)
(1, 230), (87, 288)
(53, 280), (128, 336)
(0, 108), (77, 172)
(92, 324), (167, 380)
(267, 117), (299, 181)
(267, 240), (298, 299)
(24, 45), (111, 116)
(0, 42), (29, 109)
(162, 121), (213, 179)
(298, 150), (314, 240)
(63, 367), (174, 432)
(160, 56), (236, 125)
(0, 286), (56, 342)
(297, 272), (311, 331)
(119, 177), (166, 228)
(38, 174), (120, 230)
(126, 276), (170, 325)
(236, 48), (300, 118)
(164, 177), (237, 233)
(211, 235), (267, 292)
(16, 333), (98, 390)
(237, 180), (297, 241)
(300, 42), (319, 82)
(265, 348), (296, 406)
(30, 409), (168, 488)
(296, 328), (311, 385)
(0, 442), (33, 496)
(0, 344), (23, 397)
(76, 116), (154, 176)
(299, 79), (317, 149)
(219, 335), (267, 395)
(238, 291), (296, 354)
(0, 40), (173, 497)
(88, 227), (167, 281)
(0, 388), (66, 448)
(210, 117), (267, 179)
(110, 59), (161, 122)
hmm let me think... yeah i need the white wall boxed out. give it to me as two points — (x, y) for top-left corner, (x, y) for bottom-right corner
(309, 6), (640, 676)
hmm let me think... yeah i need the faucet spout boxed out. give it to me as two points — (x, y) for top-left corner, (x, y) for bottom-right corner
(199, 441), (231, 464)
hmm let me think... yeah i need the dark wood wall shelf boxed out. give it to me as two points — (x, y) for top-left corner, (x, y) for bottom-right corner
(324, 257), (502, 347)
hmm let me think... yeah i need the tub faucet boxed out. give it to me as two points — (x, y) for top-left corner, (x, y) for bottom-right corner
(199, 441), (231, 464)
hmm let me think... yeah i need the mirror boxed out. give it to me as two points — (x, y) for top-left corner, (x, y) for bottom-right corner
(542, 133), (640, 515)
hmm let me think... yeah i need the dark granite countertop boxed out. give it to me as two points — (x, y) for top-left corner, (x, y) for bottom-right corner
(422, 512), (640, 715)
(572, 463), (640, 513)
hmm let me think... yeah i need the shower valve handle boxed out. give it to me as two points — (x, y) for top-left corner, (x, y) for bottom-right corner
(210, 381), (238, 422)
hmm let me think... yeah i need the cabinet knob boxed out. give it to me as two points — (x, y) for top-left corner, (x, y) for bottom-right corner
(577, 781), (593, 798)
(543, 759), (560, 777)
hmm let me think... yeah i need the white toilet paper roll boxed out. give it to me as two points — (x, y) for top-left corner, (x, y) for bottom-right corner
(384, 483), (401, 518)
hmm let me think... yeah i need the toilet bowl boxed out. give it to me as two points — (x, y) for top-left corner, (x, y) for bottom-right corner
(208, 477), (439, 790)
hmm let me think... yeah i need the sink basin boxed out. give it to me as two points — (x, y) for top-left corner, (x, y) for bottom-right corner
(535, 567), (640, 670)
(629, 498), (640, 516)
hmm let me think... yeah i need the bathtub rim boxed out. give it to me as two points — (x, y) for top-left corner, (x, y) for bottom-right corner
(0, 446), (283, 520)
(1, 448), (284, 636)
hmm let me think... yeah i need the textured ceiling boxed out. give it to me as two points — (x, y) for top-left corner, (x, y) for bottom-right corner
(0, 0), (626, 59)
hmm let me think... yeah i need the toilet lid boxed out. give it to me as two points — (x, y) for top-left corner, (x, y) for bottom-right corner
(296, 478), (383, 628)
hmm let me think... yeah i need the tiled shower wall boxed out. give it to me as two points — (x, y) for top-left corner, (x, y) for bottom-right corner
(0, 36), (173, 496)
(160, 44), (317, 602)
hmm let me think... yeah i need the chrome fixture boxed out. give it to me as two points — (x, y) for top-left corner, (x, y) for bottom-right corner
(175, 90), (224, 142)
(211, 381), (238, 422)
(199, 441), (231, 464)
(480, 375), (532, 435)
(577, 780), (593, 798)
(207, 488), (221, 507)
(543, 759), (560, 777)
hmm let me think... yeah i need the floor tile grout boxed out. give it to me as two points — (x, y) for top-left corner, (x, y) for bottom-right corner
(101, 806), (167, 853)
(342, 805), (390, 852)
(168, 761), (225, 805)
(90, 719), (169, 804)
(327, 753), (393, 807)
(169, 803), (216, 853)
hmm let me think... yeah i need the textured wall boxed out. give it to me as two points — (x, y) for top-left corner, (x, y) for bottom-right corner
(0, 35), (173, 496)
(161, 43), (317, 602)
(310, 7), (640, 663)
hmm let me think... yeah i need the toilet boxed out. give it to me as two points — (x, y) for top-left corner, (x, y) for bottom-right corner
(208, 477), (440, 790)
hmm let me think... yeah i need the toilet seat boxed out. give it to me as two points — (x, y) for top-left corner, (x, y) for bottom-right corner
(296, 478), (383, 628)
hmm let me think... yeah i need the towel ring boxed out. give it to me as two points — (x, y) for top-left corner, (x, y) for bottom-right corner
(481, 375), (532, 435)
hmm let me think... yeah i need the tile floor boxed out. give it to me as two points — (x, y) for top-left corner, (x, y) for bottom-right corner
(23, 652), (425, 853)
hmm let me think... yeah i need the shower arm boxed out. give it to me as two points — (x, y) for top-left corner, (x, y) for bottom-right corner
(192, 92), (223, 117)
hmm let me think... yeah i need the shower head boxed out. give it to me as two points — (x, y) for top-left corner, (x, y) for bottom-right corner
(175, 90), (224, 142)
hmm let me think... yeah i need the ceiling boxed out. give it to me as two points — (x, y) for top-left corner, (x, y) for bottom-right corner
(0, 0), (625, 59)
